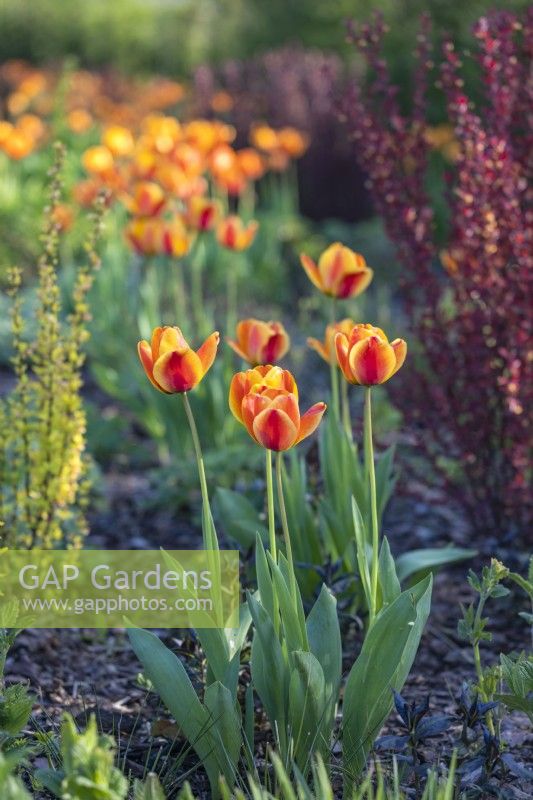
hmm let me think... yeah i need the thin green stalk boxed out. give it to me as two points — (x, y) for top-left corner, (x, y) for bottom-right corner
(472, 594), (496, 735)
(341, 377), (352, 441)
(329, 297), (340, 420)
(266, 449), (280, 636)
(182, 392), (211, 532)
(275, 452), (298, 608)
(365, 387), (380, 627)
(191, 235), (206, 334)
(265, 449), (277, 561)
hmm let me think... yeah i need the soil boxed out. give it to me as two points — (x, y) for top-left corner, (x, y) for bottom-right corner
(5, 462), (532, 799)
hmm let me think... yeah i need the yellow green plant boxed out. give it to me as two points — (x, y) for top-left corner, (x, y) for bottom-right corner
(0, 143), (105, 549)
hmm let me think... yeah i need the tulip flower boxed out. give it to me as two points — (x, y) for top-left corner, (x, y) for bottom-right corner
(300, 243), (373, 299)
(82, 145), (114, 175)
(185, 196), (220, 231)
(228, 319), (290, 365)
(334, 324), (407, 627)
(217, 215), (258, 251)
(307, 318), (356, 365)
(122, 181), (166, 216)
(103, 125), (135, 157)
(229, 366), (325, 452)
(335, 324), (407, 386)
(138, 327), (219, 394)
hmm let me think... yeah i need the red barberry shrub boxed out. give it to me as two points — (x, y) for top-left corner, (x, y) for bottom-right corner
(342, 10), (532, 539)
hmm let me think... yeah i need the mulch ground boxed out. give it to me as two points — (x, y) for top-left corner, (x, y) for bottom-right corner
(6, 463), (532, 799)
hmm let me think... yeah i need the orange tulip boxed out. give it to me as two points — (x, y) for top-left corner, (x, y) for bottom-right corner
(67, 108), (93, 134)
(82, 145), (114, 175)
(229, 366), (326, 451)
(216, 216), (258, 250)
(228, 319), (290, 365)
(138, 327), (219, 394)
(103, 125), (134, 157)
(277, 127), (309, 159)
(237, 148), (265, 180)
(126, 217), (190, 258)
(185, 196), (220, 231)
(307, 318), (356, 365)
(300, 243), (373, 299)
(122, 181), (166, 216)
(335, 324), (407, 386)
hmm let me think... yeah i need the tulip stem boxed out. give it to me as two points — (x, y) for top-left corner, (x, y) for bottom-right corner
(365, 387), (380, 627)
(341, 377), (352, 441)
(191, 235), (206, 335)
(266, 449), (280, 636)
(182, 392), (211, 542)
(276, 452), (298, 608)
(329, 297), (340, 420)
(265, 449), (277, 562)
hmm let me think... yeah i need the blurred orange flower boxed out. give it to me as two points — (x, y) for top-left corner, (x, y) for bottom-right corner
(217, 215), (258, 250)
(307, 318), (356, 365)
(228, 319), (290, 365)
(300, 243), (373, 299)
(82, 145), (114, 175)
(122, 181), (166, 216)
(185, 196), (220, 231)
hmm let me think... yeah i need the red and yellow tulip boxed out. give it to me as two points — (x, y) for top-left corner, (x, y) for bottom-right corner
(300, 243), (373, 299)
(185, 196), (220, 231)
(228, 319), (290, 366)
(307, 318), (356, 365)
(229, 366), (326, 451)
(122, 181), (166, 216)
(335, 324), (407, 386)
(138, 326), (219, 393)
(216, 215), (258, 251)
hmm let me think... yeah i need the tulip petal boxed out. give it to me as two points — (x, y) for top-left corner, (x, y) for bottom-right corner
(300, 254), (324, 292)
(159, 326), (189, 356)
(318, 243), (347, 294)
(241, 392), (271, 441)
(227, 338), (250, 362)
(349, 336), (397, 386)
(335, 332), (355, 383)
(390, 338), (407, 376)
(296, 402), (327, 444)
(196, 331), (220, 375)
(229, 372), (249, 422)
(338, 267), (374, 299)
(307, 336), (330, 364)
(253, 407), (298, 451)
(138, 340), (168, 392)
(153, 349), (204, 393)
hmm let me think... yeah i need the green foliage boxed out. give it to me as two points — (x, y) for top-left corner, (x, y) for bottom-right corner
(0, 751), (31, 800)
(248, 537), (342, 772)
(0, 143), (105, 548)
(342, 575), (433, 786)
(128, 626), (242, 800)
(37, 713), (129, 800)
(0, 684), (33, 739)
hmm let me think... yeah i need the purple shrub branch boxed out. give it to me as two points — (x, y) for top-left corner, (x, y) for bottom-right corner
(343, 10), (532, 538)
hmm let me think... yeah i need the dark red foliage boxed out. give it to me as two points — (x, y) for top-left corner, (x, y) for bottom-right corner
(343, 10), (532, 539)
